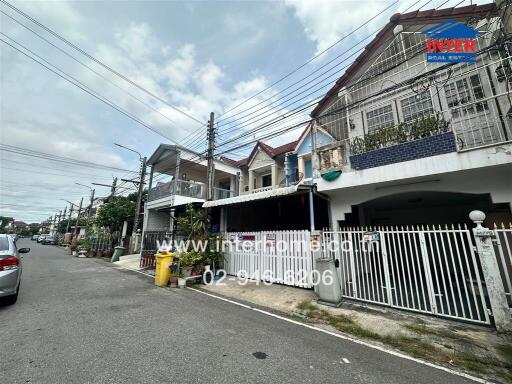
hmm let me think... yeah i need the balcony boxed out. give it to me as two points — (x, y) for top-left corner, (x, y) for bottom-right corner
(148, 179), (206, 202)
(212, 186), (236, 200)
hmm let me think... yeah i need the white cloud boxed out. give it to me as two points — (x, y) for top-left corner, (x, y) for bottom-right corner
(285, 0), (488, 56)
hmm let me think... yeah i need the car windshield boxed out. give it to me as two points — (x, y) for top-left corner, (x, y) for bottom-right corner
(0, 238), (9, 251)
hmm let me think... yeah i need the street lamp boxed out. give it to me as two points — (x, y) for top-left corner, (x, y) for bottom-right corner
(114, 142), (142, 160)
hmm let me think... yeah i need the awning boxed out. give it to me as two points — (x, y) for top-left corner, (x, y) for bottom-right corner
(202, 185), (311, 208)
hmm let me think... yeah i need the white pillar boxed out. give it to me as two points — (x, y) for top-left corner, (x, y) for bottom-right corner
(271, 164), (278, 188)
(470, 210), (512, 333)
(298, 156), (305, 179)
(249, 170), (254, 192)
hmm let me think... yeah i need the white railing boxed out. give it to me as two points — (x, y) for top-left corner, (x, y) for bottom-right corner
(493, 223), (512, 308)
(251, 186), (274, 194)
(212, 187), (235, 200)
(323, 226), (490, 325)
(223, 230), (313, 288)
(148, 179), (206, 202)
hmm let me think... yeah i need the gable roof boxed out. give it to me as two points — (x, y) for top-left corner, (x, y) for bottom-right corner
(311, 3), (497, 117)
(219, 139), (299, 169)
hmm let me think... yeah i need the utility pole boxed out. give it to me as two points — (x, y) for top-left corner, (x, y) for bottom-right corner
(111, 177), (117, 197)
(61, 206), (67, 234)
(72, 197), (83, 240)
(87, 188), (96, 222)
(133, 158), (147, 234)
(66, 203), (74, 233)
(206, 112), (216, 201)
(51, 214), (57, 235)
(91, 177), (117, 199)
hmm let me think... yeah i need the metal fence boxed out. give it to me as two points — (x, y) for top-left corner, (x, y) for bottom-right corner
(224, 231), (313, 288)
(140, 230), (170, 269)
(90, 232), (113, 256)
(493, 223), (512, 308)
(323, 226), (490, 325)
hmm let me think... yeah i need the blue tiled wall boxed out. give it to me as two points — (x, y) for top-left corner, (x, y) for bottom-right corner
(349, 132), (457, 170)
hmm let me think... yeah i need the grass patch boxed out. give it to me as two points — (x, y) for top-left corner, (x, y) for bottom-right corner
(296, 300), (317, 312)
(295, 301), (512, 382)
(497, 343), (512, 365)
(403, 323), (469, 342)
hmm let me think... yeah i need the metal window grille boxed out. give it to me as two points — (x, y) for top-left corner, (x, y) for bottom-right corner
(444, 74), (489, 119)
(366, 104), (394, 131)
(400, 91), (434, 123)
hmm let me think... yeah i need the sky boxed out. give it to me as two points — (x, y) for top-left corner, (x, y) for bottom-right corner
(0, 0), (489, 223)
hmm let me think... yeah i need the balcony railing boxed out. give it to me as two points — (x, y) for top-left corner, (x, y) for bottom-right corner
(148, 179), (206, 202)
(212, 187), (236, 200)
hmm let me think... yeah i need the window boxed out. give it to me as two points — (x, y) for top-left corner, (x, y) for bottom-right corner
(444, 74), (488, 118)
(400, 92), (434, 123)
(262, 174), (272, 187)
(0, 237), (9, 251)
(366, 105), (394, 131)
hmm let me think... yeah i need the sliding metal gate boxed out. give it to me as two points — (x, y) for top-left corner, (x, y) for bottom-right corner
(323, 226), (490, 325)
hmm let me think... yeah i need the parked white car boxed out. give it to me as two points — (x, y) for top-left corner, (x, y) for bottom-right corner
(0, 234), (30, 305)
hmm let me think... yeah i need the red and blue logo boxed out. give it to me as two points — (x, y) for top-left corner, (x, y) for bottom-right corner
(422, 20), (479, 63)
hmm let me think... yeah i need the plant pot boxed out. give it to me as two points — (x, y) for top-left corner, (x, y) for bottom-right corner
(169, 275), (178, 287)
(181, 266), (192, 277)
(178, 278), (186, 289)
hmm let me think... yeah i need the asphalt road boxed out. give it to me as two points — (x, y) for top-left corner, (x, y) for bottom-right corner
(0, 240), (479, 384)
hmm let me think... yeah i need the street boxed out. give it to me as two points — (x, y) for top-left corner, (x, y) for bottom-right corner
(0, 240), (479, 384)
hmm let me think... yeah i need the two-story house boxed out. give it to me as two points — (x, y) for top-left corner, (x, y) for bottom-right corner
(310, 2), (512, 228)
(140, 144), (239, 258)
(205, 124), (333, 232)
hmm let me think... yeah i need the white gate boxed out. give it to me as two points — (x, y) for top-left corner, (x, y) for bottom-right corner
(223, 231), (313, 288)
(323, 226), (491, 325)
(493, 224), (512, 308)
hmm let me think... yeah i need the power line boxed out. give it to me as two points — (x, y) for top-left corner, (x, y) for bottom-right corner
(0, 144), (136, 173)
(215, 39), (498, 157)
(0, 10), (184, 142)
(0, 0), (204, 126)
(216, 0), (402, 121)
(212, 0), (464, 152)
(0, 33), (178, 143)
(216, 0), (436, 134)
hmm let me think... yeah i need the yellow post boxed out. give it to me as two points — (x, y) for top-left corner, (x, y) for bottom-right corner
(154, 251), (175, 287)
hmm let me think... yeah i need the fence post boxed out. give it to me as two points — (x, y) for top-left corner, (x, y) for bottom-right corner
(313, 230), (342, 306)
(470, 210), (512, 332)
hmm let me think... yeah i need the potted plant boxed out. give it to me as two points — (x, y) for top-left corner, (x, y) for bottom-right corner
(69, 240), (79, 256)
(177, 272), (186, 289)
(169, 262), (179, 286)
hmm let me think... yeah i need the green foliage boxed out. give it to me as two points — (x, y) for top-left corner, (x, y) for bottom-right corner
(178, 251), (204, 268)
(0, 216), (14, 228)
(78, 239), (93, 250)
(350, 114), (450, 155)
(176, 204), (209, 241)
(94, 196), (136, 231)
(57, 218), (87, 234)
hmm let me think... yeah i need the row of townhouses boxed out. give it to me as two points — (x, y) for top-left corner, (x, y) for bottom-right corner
(143, 2), (511, 239)
(139, 2), (512, 329)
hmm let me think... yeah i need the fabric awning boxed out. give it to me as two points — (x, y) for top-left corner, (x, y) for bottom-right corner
(202, 185), (311, 208)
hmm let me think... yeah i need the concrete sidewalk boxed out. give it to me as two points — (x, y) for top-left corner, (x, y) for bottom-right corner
(112, 253), (141, 271)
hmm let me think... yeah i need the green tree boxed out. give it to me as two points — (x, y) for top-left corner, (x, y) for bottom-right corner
(176, 204), (209, 241)
(94, 196), (136, 232)
(57, 218), (87, 234)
